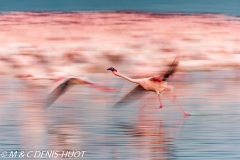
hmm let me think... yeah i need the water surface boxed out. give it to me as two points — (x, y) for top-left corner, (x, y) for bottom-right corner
(0, 71), (240, 159)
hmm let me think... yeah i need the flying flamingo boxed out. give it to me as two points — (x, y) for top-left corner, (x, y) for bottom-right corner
(107, 57), (191, 116)
(23, 72), (117, 107)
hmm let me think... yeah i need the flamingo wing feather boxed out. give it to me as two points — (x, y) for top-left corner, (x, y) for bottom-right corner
(112, 85), (147, 108)
(162, 56), (179, 81)
(45, 78), (73, 107)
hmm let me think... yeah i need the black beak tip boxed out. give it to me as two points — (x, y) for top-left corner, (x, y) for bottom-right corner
(107, 67), (116, 71)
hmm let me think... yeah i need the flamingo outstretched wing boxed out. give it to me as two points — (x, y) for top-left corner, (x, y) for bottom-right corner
(112, 85), (147, 108)
(150, 56), (179, 82)
(162, 56), (179, 81)
(45, 78), (74, 107)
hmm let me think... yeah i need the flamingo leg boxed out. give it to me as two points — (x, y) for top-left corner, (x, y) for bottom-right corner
(158, 94), (163, 109)
(172, 94), (191, 116)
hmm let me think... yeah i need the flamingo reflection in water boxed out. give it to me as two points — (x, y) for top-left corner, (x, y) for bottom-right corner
(114, 110), (189, 159)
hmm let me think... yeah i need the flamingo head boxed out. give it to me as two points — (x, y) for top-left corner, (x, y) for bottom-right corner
(107, 67), (117, 72)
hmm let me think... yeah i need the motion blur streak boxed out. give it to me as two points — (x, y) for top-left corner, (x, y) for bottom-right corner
(0, 11), (240, 160)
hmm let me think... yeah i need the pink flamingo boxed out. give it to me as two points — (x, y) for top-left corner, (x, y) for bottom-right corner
(107, 57), (191, 116)
(23, 72), (117, 107)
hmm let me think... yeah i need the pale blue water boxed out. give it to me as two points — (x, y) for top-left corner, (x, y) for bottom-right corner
(0, 71), (240, 159)
(0, 0), (240, 16)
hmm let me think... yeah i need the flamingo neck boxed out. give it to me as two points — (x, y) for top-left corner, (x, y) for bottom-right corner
(117, 73), (139, 84)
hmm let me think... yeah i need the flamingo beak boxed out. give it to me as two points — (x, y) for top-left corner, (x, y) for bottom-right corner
(107, 67), (117, 72)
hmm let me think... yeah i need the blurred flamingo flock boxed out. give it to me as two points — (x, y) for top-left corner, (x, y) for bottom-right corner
(0, 12), (239, 78)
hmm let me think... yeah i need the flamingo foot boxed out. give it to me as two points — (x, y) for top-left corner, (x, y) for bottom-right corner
(159, 105), (163, 109)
